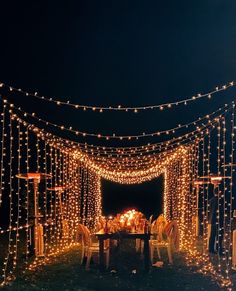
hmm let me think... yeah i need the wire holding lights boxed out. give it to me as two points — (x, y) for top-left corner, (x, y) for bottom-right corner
(0, 103), (6, 207)
(0, 80), (234, 112)
(2, 96), (234, 141)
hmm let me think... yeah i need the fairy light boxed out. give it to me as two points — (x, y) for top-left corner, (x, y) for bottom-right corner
(184, 119), (233, 288)
(0, 90), (236, 289)
(229, 103), (235, 268)
(2, 110), (13, 283)
(49, 146), (54, 252)
(222, 117), (227, 267)
(70, 159), (79, 240)
(3, 96), (233, 141)
(52, 147), (59, 251)
(43, 141), (49, 254)
(0, 102), (6, 207)
(0, 106), (103, 285)
(55, 148), (61, 250)
(77, 164), (82, 225)
(12, 121), (21, 272)
(58, 150), (64, 249)
(82, 167), (87, 225)
(65, 156), (72, 245)
(192, 142), (200, 237)
(201, 137), (208, 262)
(63, 153), (70, 246)
(0, 80), (234, 112)
(217, 119), (222, 273)
(163, 168), (168, 220)
(8, 104), (230, 164)
(25, 127), (30, 264)
(8, 106), (230, 173)
(185, 147), (194, 248)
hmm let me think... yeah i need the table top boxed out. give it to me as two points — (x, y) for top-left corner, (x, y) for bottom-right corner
(95, 230), (151, 239)
(47, 186), (67, 191)
(16, 172), (52, 180)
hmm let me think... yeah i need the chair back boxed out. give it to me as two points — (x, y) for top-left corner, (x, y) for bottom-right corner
(163, 220), (179, 250)
(149, 215), (153, 224)
(77, 224), (92, 246)
(96, 216), (106, 232)
(152, 214), (168, 241)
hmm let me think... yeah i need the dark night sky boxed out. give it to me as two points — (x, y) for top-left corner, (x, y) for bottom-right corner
(1, 0), (236, 216)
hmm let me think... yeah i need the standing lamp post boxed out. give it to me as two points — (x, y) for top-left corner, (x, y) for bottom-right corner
(193, 179), (210, 236)
(47, 186), (67, 216)
(47, 186), (69, 240)
(16, 172), (52, 257)
(200, 174), (231, 252)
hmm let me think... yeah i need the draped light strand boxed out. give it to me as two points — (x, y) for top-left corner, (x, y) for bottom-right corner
(0, 103), (6, 207)
(2, 113), (13, 284)
(10, 106), (228, 162)
(13, 121), (21, 272)
(0, 80), (234, 112)
(2, 96), (233, 141)
(229, 104), (235, 267)
(9, 115), (219, 183)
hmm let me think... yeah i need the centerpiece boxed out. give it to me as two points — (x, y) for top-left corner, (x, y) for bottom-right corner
(117, 209), (146, 233)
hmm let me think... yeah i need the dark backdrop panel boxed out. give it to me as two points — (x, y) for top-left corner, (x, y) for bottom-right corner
(101, 175), (164, 218)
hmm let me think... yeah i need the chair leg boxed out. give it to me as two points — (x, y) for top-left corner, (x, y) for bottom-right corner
(157, 246), (161, 259)
(105, 250), (110, 269)
(167, 245), (173, 264)
(140, 241), (144, 254)
(136, 239), (141, 252)
(86, 250), (91, 270)
(150, 244), (154, 264)
(80, 243), (85, 265)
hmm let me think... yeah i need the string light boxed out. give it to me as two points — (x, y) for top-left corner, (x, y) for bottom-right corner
(0, 103), (6, 207)
(1, 96), (233, 141)
(9, 103), (231, 162)
(0, 90), (235, 290)
(6, 109), (224, 184)
(0, 80), (234, 112)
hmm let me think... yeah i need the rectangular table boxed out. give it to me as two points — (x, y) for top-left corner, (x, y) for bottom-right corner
(95, 231), (151, 271)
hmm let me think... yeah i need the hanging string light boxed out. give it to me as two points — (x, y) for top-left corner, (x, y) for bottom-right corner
(0, 103), (6, 207)
(7, 100), (233, 164)
(0, 80), (234, 112)
(0, 87), (236, 289)
(1, 96), (233, 141)
(3, 102), (229, 162)
(7, 109), (223, 183)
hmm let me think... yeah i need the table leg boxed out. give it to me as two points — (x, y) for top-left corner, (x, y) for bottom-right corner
(143, 238), (150, 272)
(99, 238), (105, 270)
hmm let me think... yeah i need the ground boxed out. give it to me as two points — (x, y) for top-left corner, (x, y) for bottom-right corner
(2, 240), (222, 291)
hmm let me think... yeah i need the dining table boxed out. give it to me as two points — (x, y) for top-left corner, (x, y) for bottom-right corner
(95, 230), (151, 272)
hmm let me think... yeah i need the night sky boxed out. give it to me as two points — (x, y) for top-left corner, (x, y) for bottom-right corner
(1, 1), (236, 217)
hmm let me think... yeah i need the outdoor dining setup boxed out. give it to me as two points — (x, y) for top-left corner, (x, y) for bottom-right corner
(1, 81), (236, 289)
(76, 209), (179, 271)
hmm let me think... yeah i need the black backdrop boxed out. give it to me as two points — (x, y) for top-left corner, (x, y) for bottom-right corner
(102, 176), (164, 218)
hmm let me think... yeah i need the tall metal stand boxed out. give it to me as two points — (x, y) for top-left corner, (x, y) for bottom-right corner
(47, 186), (69, 240)
(200, 174), (231, 252)
(193, 180), (210, 236)
(16, 172), (52, 257)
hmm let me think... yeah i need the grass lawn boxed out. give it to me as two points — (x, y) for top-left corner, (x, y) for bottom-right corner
(2, 240), (222, 291)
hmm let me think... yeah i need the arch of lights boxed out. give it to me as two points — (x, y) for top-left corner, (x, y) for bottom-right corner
(0, 87), (235, 289)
